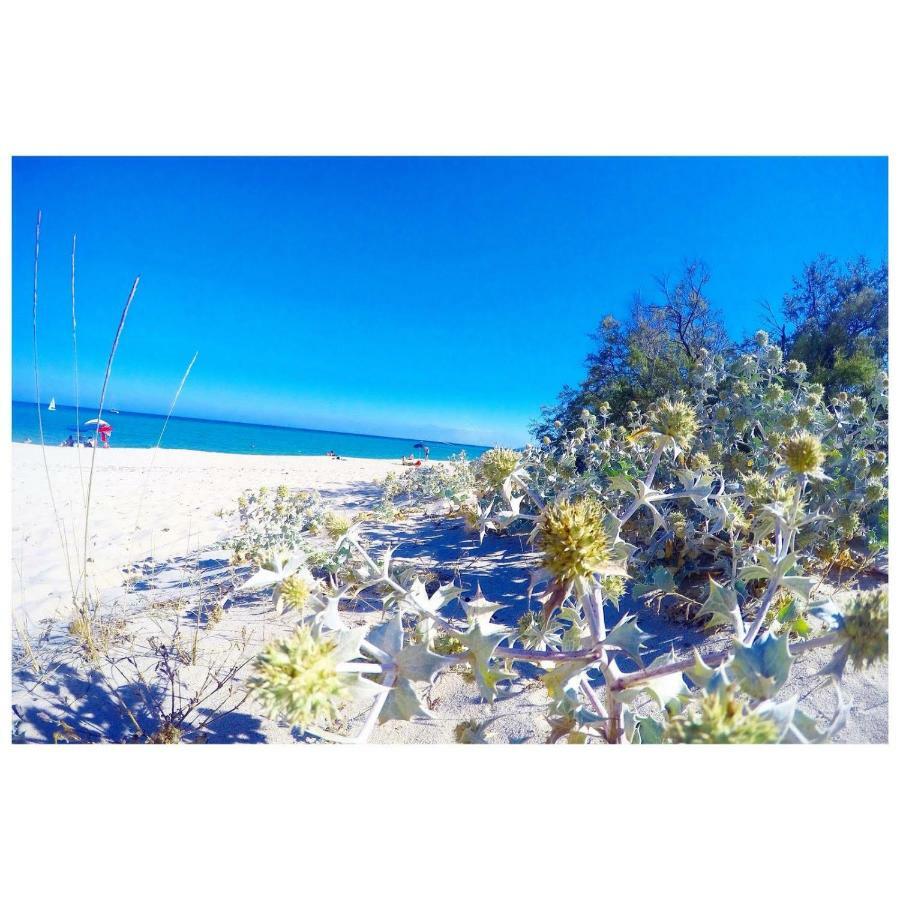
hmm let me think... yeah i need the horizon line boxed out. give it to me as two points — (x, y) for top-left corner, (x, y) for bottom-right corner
(10, 398), (496, 450)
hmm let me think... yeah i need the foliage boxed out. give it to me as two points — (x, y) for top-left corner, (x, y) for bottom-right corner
(379, 452), (476, 512)
(244, 342), (888, 743)
(780, 255), (887, 394)
(536, 261), (729, 433)
(226, 485), (326, 564)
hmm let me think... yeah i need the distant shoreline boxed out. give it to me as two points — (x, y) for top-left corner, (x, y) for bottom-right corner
(11, 401), (493, 461)
(10, 400), (493, 451)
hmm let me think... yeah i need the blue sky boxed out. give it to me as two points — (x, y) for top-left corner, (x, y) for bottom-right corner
(11, 157), (887, 446)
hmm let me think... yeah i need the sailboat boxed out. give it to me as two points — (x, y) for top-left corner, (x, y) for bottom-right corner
(48, 397), (56, 411)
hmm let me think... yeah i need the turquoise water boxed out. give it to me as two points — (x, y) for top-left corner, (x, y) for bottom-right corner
(11, 401), (490, 461)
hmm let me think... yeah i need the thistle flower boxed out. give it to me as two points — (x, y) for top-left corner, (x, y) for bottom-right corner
(573, 427), (587, 442)
(864, 479), (886, 503)
(600, 575), (626, 603)
(754, 329), (769, 347)
(796, 407), (814, 427)
(764, 384), (785, 404)
(542, 435), (552, 446)
(479, 447), (521, 489)
(538, 496), (610, 583)
(766, 346), (783, 366)
(715, 405), (728, 422)
(553, 420), (563, 430)
(742, 471), (770, 503)
(732, 380), (750, 398)
(778, 413), (797, 430)
(786, 358), (805, 375)
(322, 510), (352, 539)
(841, 589), (889, 669)
(249, 626), (350, 728)
(650, 399), (699, 448)
(274, 573), (313, 611)
(665, 686), (779, 744)
(597, 426), (613, 442)
(688, 452), (711, 471)
(848, 396), (868, 418)
(667, 511), (687, 539)
(781, 431), (825, 475)
(806, 382), (825, 400)
(276, 484), (289, 500)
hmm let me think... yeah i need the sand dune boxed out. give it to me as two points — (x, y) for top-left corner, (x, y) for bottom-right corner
(11, 443), (398, 622)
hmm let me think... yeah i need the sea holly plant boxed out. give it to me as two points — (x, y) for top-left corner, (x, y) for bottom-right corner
(243, 350), (888, 741)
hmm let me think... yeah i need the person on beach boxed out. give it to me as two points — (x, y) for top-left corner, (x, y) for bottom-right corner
(423, 446), (430, 460)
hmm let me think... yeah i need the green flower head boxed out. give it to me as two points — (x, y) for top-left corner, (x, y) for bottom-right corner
(275, 574), (312, 611)
(249, 626), (349, 728)
(744, 472), (772, 503)
(754, 330), (769, 347)
(538, 496), (610, 583)
(650, 399), (699, 447)
(766, 346), (784, 366)
(666, 686), (779, 744)
(479, 447), (521, 490)
(848, 396), (868, 418)
(842, 589), (888, 669)
(689, 452), (711, 472)
(781, 431), (825, 475)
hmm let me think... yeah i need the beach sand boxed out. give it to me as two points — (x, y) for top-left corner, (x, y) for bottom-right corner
(11, 443), (398, 622)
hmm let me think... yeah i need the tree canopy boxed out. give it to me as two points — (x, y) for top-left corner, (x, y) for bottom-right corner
(533, 255), (887, 438)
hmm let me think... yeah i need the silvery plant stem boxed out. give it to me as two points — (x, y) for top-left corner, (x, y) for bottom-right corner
(621, 443), (664, 526)
(608, 630), (841, 693)
(743, 475), (806, 646)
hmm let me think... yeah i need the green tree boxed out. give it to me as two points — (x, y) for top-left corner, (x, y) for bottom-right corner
(535, 261), (728, 435)
(781, 255), (887, 393)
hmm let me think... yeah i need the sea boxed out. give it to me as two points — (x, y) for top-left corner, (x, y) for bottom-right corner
(11, 401), (491, 461)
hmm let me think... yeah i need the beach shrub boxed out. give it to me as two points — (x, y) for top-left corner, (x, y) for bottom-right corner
(379, 451), (476, 512)
(245, 339), (888, 743)
(227, 486), (326, 563)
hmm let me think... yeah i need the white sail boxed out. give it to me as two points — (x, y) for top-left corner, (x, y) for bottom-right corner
(48, 397), (56, 411)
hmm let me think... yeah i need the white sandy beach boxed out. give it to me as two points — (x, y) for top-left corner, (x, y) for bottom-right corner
(11, 443), (398, 622)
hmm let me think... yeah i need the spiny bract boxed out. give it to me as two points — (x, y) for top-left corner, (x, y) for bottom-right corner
(842, 588), (889, 669)
(538, 496), (610, 583)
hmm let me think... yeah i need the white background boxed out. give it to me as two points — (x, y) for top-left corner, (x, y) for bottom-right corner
(1, 2), (897, 897)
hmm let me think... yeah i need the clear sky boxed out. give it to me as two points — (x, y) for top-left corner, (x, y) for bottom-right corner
(11, 157), (887, 446)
